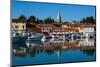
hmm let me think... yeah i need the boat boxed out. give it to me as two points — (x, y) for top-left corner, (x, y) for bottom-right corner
(26, 33), (43, 42)
(12, 32), (28, 43)
(41, 35), (51, 42)
(26, 40), (43, 48)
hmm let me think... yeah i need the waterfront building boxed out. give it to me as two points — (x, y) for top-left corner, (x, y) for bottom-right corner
(11, 21), (26, 33)
(62, 23), (95, 38)
(49, 30), (67, 41)
(39, 24), (54, 34)
(82, 24), (95, 38)
(62, 24), (68, 28)
(49, 27), (80, 40)
(63, 27), (80, 33)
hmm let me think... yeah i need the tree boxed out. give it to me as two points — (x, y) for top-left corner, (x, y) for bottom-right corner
(44, 17), (55, 24)
(80, 16), (95, 24)
(63, 21), (69, 24)
(27, 16), (36, 23)
(36, 18), (44, 24)
(39, 19), (43, 24)
(86, 16), (95, 24)
(73, 20), (77, 23)
(36, 18), (39, 24)
(18, 15), (26, 22)
(12, 19), (18, 22)
(82, 18), (86, 23)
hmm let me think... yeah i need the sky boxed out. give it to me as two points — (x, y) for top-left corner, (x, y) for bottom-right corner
(12, 0), (96, 22)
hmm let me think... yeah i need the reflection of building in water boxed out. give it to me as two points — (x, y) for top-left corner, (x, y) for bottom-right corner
(81, 48), (96, 56)
(12, 38), (95, 57)
(12, 47), (27, 57)
(55, 50), (61, 60)
(29, 39), (95, 50)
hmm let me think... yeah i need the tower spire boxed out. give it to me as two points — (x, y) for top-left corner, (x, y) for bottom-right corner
(56, 12), (61, 22)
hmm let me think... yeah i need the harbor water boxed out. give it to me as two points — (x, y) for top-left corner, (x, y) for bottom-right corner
(12, 38), (96, 66)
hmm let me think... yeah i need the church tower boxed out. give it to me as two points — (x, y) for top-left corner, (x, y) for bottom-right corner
(56, 12), (61, 23)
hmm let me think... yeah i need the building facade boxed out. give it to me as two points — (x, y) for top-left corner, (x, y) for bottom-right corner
(82, 24), (95, 38)
(38, 24), (54, 35)
(11, 21), (26, 33)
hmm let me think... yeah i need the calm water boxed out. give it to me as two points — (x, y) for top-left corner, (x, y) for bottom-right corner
(12, 38), (96, 66)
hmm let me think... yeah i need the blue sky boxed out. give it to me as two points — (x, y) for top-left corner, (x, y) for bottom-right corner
(12, 0), (96, 22)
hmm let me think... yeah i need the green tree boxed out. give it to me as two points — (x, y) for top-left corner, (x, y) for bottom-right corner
(27, 16), (36, 23)
(12, 19), (18, 22)
(18, 15), (26, 22)
(36, 18), (44, 24)
(44, 17), (55, 24)
(39, 19), (43, 24)
(73, 20), (77, 23)
(63, 21), (69, 24)
(82, 18), (86, 23)
(80, 16), (95, 24)
(86, 16), (95, 24)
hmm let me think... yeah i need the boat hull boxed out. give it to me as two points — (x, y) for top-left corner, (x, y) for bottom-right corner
(12, 36), (27, 43)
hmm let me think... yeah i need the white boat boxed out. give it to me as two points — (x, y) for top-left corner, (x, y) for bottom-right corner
(41, 35), (51, 42)
(41, 36), (46, 42)
(26, 33), (43, 42)
(26, 40), (43, 48)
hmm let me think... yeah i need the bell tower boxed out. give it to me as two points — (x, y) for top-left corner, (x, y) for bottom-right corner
(56, 12), (61, 22)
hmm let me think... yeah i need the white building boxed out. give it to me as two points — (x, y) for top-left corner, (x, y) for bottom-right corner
(79, 38), (95, 46)
(82, 24), (95, 38)
(49, 30), (67, 41)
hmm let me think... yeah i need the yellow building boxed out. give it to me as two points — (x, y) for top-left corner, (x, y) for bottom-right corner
(11, 21), (26, 33)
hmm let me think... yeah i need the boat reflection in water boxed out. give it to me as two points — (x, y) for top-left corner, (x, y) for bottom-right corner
(12, 38), (96, 66)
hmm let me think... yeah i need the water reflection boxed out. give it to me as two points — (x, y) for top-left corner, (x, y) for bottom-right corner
(12, 38), (95, 57)
(81, 48), (95, 56)
(12, 38), (96, 65)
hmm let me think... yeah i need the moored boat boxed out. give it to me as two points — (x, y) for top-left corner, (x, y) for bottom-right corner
(12, 32), (28, 43)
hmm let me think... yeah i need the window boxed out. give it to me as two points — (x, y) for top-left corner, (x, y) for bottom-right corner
(42, 28), (44, 30)
(47, 28), (48, 30)
(15, 25), (19, 28)
(22, 25), (24, 28)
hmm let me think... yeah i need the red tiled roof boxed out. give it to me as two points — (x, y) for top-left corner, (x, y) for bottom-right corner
(51, 30), (65, 32)
(51, 28), (79, 33)
(63, 28), (79, 30)
(38, 24), (54, 27)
